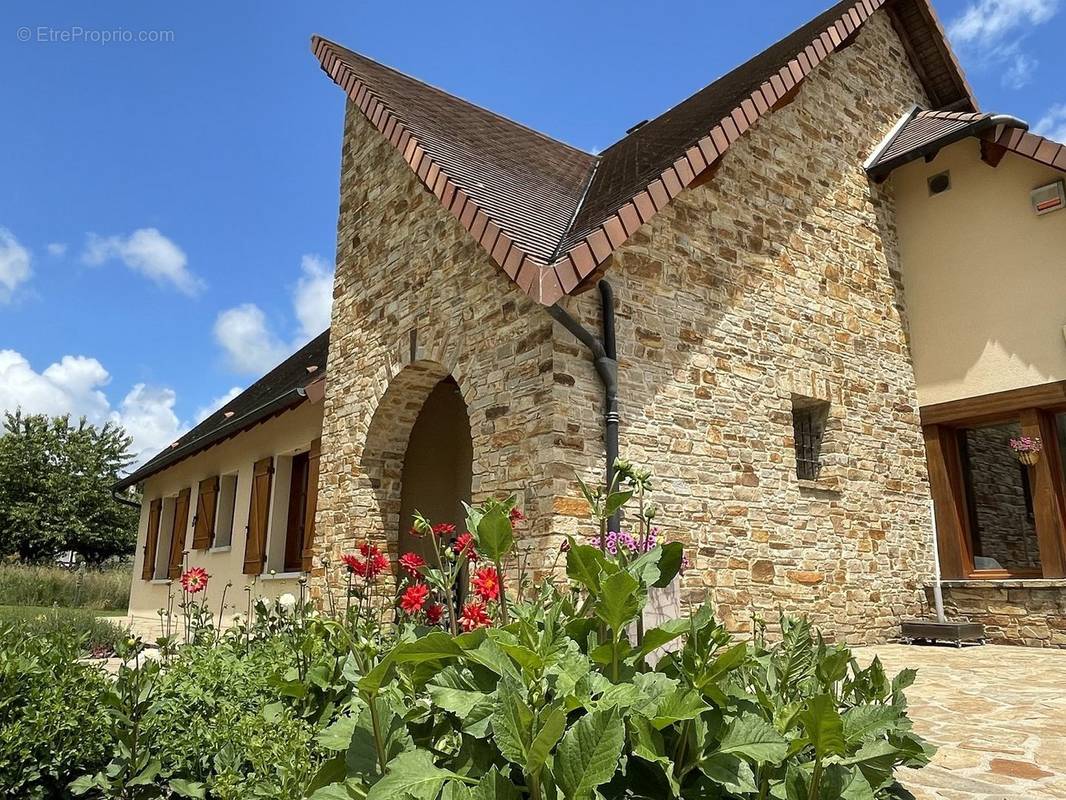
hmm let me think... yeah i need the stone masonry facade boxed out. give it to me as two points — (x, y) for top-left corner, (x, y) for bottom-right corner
(935, 581), (1066, 648)
(314, 10), (936, 644)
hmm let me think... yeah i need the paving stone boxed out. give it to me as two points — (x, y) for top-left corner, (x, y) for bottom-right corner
(855, 644), (1066, 799)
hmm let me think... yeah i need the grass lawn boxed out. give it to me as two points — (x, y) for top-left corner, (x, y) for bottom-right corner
(0, 604), (129, 654)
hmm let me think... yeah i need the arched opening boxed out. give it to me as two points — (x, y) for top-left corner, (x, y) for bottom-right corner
(397, 376), (473, 560)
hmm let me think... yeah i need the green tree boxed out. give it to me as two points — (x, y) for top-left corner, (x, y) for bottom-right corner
(0, 411), (140, 564)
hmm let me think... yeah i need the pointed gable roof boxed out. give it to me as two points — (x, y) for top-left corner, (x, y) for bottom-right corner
(314, 0), (974, 306)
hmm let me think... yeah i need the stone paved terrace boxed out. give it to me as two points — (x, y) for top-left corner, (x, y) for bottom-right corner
(854, 644), (1066, 799)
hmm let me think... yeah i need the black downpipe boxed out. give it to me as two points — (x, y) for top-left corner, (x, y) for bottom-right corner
(546, 280), (621, 531)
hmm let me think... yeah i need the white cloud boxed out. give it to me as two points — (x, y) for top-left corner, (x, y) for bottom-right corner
(1001, 49), (1038, 88)
(949, 0), (1058, 44)
(292, 254), (334, 340)
(0, 349), (186, 466)
(83, 228), (203, 296)
(213, 303), (290, 375)
(0, 228), (32, 303)
(195, 385), (242, 424)
(1035, 103), (1066, 143)
(213, 253), (333, 376)
(46, 242), (67, 257)
(109, 384), (185, 465)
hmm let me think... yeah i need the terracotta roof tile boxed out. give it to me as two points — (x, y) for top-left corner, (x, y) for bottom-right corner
(314, 0), (976, 304)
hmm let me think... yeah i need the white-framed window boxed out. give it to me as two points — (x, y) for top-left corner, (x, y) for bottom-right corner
(264, 447), (313, 574)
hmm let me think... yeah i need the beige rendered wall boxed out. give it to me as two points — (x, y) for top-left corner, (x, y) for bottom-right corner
(126, 402), (323, 636)
(893, 140), (1066, 406)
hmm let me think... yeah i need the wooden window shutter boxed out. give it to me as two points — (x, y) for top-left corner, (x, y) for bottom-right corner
(301, 438), (322, 571)
(191, 476), (220, 550)
(243, 456), (274, 575)
(142, 498), (162, 580)
(167, 487), (192, 579)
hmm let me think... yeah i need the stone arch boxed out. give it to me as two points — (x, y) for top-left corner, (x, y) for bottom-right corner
(357, 351), (474, 560)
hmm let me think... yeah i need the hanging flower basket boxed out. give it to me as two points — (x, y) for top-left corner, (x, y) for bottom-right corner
(1009, 435), (1042, 466)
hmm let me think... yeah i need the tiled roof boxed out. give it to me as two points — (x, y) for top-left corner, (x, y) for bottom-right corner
(114, 330), (329, 491)
(314, 0), (975, 305)
(866, 108), (1066, 178)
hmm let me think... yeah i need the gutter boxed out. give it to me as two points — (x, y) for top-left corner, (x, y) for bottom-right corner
(546, 280), (621, 530)
(111, 488), (141, 509)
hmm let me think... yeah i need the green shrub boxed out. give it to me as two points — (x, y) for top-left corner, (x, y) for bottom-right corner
(0, 605), (128, 656)
(0, 626), (113, 799)
(0, 563), (131, 610)
(143, 638), (322, 797)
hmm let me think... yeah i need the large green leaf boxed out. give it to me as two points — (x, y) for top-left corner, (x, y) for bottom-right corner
(527, 705), (568, 775)
(393, 631), (466, 664)
(470, 767), (523, 800)
(638, 617), (690, 656)
(476, 507), (514, 561)
(318, 713), (360, 751)
(842, 705), (900, 745)
(554, 709), (625, 800)
(799, 695), (846, 760)
(699, 752), (758, 794)
(491, 678), (533, 765)
(630, 716), (681, 797)
(346, 699), (413, 781)
(594, 570), (643, 633)
(651, 542), (684, 588)
(604, 489), (633, 518)
(566, 543), (609, 592)
(365, 750), (461, 800)
(716, 713), (788, 764)
(650, 687), (708, 730)
(429, 684), (489, 719)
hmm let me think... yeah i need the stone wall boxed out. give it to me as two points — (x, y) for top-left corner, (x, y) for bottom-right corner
(936, 581), (1066, 647)
(548, 11), (934, 644)
(312, 100), (560, 600)
(314, 10), (936, 644)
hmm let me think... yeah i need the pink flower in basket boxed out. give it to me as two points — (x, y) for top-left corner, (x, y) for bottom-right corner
(1009, 436), (1042, 465)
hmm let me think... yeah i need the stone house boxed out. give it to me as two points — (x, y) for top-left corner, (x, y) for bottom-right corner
(116, 0), (1066, 645)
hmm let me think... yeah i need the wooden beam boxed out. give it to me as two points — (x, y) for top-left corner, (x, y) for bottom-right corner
(1020, 409), (1066, 578)
(980, 138), (1008, 168)
(920, 381), (1066, 426)
(923, 425), (971, 579)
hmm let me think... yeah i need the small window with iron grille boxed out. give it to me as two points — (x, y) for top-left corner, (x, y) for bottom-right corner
(791, 397), (830, 481)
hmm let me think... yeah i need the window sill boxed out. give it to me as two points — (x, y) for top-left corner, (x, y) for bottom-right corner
(939, 578), (1066, 589)
(149, 578), (172, 585)
(260, 571), (303, 581)
(208, 546), (232, 554)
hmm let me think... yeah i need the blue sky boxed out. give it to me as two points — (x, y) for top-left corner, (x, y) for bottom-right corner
(1, 0), (1063, 465)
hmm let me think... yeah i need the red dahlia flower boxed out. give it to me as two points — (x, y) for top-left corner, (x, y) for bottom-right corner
(425, 603), (445, 625)
(180, 567), (209, 594)
(459, 601), (492, 631)
(431, 522), (456, 537)
(453, 532), (478, 561)
(342, 545), (389, 581)
(399, 583), (430, 615)
(471, 566), (501, 602)
(399, 552), (426, 578)
(509, 507), (525, 524)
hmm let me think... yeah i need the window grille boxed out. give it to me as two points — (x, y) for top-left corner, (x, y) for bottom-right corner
(792, 399), (829, 480)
